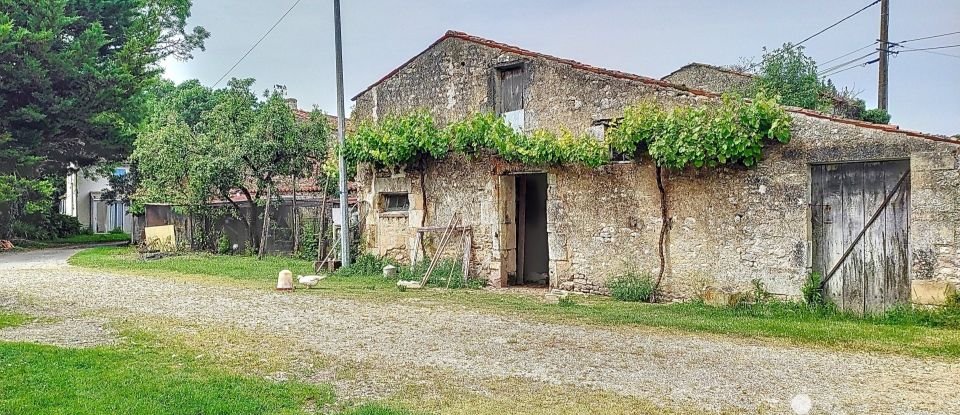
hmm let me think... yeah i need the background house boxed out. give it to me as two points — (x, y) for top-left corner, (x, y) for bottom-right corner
(351, 31), (960, 313)
(60, 165), (132, 234)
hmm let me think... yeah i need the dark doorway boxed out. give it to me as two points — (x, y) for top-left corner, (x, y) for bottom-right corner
(515, 173), (549, 286)
(811, 159), (910, 314)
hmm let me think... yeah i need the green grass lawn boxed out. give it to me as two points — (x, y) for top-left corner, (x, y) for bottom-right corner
(0, 342), (331, 415)
(70, 247), (960, 358)
(0, 310), (331, 415)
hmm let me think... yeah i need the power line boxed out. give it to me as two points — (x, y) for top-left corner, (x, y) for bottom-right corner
(898, 45), (960, 59)
(897, 44), (960, 52)
(818, 51), (876, 76)
(821, 58), (879, 78)
(898, 31), (960, 44)
(794, 0), (881, 47)
(762, 0), (881, 64)
(820, 41), (879, 65)
(212, 0), (303, 87)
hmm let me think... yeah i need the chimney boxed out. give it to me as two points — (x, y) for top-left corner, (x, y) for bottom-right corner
(285, 98), (298, 110)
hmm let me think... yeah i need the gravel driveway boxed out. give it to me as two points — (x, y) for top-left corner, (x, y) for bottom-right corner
(1, 248), (958, 414)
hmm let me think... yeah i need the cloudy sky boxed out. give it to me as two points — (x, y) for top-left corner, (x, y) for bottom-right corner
(163, 0), (960, 135)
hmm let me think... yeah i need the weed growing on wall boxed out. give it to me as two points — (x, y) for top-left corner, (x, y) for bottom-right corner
(801, 272), (825, 306)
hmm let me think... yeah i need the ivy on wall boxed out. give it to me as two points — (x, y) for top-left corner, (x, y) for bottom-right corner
(608, 92), (792, 169)
(343, 92), (791, 171)
(344, 112), (609, 168)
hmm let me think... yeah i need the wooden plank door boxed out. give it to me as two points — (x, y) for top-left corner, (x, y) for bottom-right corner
(498, 67), (525, 113)
(811, 160), (910, 314)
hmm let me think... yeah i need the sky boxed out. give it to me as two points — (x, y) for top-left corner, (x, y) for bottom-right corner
(162, 0), (960, 135)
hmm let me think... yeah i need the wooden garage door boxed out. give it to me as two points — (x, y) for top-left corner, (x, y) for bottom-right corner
(811, 160), (910, 314)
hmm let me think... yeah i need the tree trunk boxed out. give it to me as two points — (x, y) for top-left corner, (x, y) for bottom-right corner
(653, 166), (670, 301)
(292, 174), (299, 253)
(238, 187), (259, 252)
(258, 184), (273, 259)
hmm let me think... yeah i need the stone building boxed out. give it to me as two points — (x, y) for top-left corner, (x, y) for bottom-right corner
(661, 62), (754, 96)
(350, 30), (960, 312)
(663, 62), (864, 120)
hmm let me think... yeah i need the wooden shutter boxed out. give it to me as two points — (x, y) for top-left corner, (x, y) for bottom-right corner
(498, 67), (525, 113)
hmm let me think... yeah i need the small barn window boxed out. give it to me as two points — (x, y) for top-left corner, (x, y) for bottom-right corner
(590, 119), (635, 162)
(496, 64), (526, 114)
(381, 193), (409, 212)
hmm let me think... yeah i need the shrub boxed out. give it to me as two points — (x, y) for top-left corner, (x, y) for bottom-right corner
(335, 254), (388, 277)
(216, 234), (231, 255)
(49, 214), (84, 238)
(607, 272), (656, 302)
(298, 222), (319, 260)
(801, 272), (824, 306)
(860, 108), (891, 124)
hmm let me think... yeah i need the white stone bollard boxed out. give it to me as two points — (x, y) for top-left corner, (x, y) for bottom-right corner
(277, 269), (294, 291)
(382, 264), (397, 278)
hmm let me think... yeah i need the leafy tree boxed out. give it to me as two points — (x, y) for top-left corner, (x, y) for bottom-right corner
(750, 44), (891, 123)
(133, 79), (331, 251)
(753, 43), (830, 111)
(0, 0), (207, 238)
(0, 0), (208, 176)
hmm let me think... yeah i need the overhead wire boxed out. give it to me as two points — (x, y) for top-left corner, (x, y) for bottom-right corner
(818, 51), (877, 76)
(897, 31), (960, 44)
(819, 41), (879, 65)
(898, 45), (960, 59)
(821, 58), (879, 78)
(896, 43), (960, 52)
(793, 0), (882, 48)
(212, 0), (303, 87)
(760, 0), (882, 67)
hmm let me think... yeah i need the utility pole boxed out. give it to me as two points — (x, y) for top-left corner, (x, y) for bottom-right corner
(877, 0), (889, 110)
(333, 0), (351, 266)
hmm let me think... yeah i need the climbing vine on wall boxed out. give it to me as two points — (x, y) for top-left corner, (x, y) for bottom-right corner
(605, 91), (792, 298)
(344, 92), (790, 172)
(607, 92), (792, 169)
(344, 111), (609, 168)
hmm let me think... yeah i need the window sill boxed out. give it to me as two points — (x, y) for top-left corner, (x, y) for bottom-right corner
(379, 211), (409, 218)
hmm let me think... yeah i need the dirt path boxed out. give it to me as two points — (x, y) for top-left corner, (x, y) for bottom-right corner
(1, 248), (958, 414)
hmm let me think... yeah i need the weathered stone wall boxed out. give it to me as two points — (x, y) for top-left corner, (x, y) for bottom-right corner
(351, 36), (960, 298)
(662, 63), (754, 96)
(353, 37), (705, 135)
